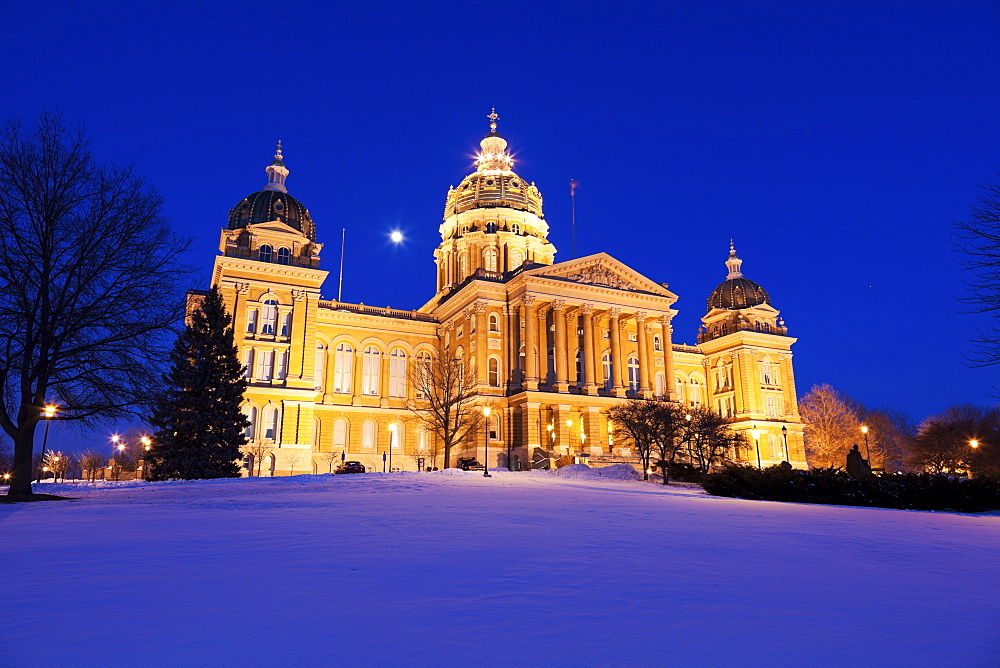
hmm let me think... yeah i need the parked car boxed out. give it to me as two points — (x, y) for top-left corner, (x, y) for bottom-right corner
(456, 457), (485, 471)
(335, 461), (367, 474)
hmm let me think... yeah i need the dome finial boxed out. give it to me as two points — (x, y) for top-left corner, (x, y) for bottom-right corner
(264, 141), (289, 193)
(476, 109), (512, 171)
(725, 242), (743, 278)
(488, 107), (499, 133)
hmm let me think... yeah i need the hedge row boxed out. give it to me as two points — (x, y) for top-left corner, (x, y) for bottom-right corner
(701, 465), (1000, 512)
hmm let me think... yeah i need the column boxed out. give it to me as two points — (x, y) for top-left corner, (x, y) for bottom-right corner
(523, 297), (538, 390)
(583, 407), (602, 455)
(504, 303), (517, 389)
(231, 282), (250, 342)
(592, 312), (605, 394)
(536, 305), (549, 387)
(565, 309), (578, 389)
(731, 351), (745, 414)
(289, 290), (308, 380)
(635, 312), (651, 397)
(581, 304), (597, 395)
(552, 300), (568, 392)
(779, 352), (799, 416)
(609, 308), (625, 397)
(660, 316), (676, 402)
(474, 302), (488, 385)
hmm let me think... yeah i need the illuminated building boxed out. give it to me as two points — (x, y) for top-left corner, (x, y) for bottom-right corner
(208, 115), (804, 475)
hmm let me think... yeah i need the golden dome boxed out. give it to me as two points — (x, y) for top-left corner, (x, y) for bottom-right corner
(443, 110), (544, 219)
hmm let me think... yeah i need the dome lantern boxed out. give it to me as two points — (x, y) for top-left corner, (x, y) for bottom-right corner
(264, 141), (289, 193)
(707, 243), (770, 312)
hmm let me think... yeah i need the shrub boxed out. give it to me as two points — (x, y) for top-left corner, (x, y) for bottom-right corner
(702, 465), (1000, 512)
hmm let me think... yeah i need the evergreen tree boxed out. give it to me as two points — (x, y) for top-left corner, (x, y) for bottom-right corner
(147, 287), (248, 479)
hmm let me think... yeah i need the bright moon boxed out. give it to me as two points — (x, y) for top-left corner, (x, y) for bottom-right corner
(390, 230), (403, 243)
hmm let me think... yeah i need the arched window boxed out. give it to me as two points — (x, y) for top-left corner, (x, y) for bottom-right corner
(243, 405), (257, 439)
(488, 356), (501, 387)
(276, 247), (291, 265)
(762, 322), (772, 333)
(483, 247), (498, 272)
(262, 405), (279, 441)
(602, 353), (612, 390)
(417, 427), (427, 451)
(510, 222), (521, 235)
(389, 348), (407, 398)
(280, 312), (292, 337)
(765, 395), (776, 417)
(720, 323), (728, 336)
(510, 248), (524, 268)
(261, 299), (278, 335)
(627, 355), (639, 392)
(389, 423), (402, 449)
(362, 420), (376, 449)
(655, 373), (665, 398)
(333, 419), (348, 451)
(575, 350), (585, 387)
(315, 342), (326, 390)
(760, 357), (773, 386)
(257, 350), (274, 381)
(258, 244), (272, 263)
(488, 414), (500, 441)
(675, 376), (686, 403)
(488, 313), (500, 332)
(311, 418), (320, 446)
(414, 352), (432, 398)
(653, 336), (662, 352)
(459, 254), (468, 276)
(246, 309), (258, 334)
(689, 377), (703, 406)
(333, 343), (354, 393)
(362, 346), (381, 395)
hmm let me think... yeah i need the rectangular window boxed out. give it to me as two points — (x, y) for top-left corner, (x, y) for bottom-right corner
(276, 351), (288, 380)
(246, 310), (257, 334)
(280, 313), (292, 337)
(258, 350), (274, 381)
(244, 349), (254, 379)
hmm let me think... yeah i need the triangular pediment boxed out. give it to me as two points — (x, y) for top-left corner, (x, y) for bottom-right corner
(247, 220), (305, 237)
(524, 253), (675, 298)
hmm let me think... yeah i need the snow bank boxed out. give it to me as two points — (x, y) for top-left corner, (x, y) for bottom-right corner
(553, 463), (641, 480)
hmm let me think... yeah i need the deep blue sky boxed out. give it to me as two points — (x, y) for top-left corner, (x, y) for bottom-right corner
(7, 1), (1000, 450)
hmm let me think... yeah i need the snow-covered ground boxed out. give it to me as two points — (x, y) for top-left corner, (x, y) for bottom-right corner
(2, 469), (998, 666)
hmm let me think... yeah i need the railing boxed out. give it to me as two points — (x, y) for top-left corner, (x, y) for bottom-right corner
(319, 301), (438, 322)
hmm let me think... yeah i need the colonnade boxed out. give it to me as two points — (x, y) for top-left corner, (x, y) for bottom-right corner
(515, 296), (676, 400)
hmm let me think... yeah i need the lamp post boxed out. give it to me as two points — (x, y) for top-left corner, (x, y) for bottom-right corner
(860, 425), (871, 461)
(969, 439), (979, 479)
(387, 423), (397, 473)
(141, 436), (151, 480)
(751, 426), (762, 469)
(111, 434), (120, 480)
(781, 425), (789, 464)
(35, 404), (57, 483)
(482, 407), (492, 477)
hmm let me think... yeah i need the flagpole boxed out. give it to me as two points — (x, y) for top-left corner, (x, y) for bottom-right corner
(570, 179), (577, 259)
(337, 227), (346, 302)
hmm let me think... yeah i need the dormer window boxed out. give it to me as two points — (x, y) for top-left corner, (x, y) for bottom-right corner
(259, 244), (273, 263)
(510, 223), (521, 235)
(276, 247), (290, 265)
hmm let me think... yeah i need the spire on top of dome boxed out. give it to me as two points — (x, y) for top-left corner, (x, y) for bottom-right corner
(725, 241), (744, 279)
(476, 108), (513, 172)
(264, 141), (289, 193)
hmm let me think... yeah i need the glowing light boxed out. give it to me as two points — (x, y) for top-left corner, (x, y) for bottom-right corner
(390, 230), (403, 244)
(861, 425), (869, 434)
(43, 404), (56, 418)
(751, 427), (761, 440)
(970, 440), (979, 449)
(483, 407), (491, 417)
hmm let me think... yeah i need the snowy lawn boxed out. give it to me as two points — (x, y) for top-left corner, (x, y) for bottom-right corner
(2, 469), (998, 666)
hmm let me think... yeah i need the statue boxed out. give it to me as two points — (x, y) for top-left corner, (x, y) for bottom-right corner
(846, 444), (872, 477)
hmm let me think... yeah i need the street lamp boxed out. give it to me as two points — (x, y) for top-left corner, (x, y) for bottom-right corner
(111, 434), (120, 480)
(141, 436), (152, 480)
(781, 425), (789, 464)
(751, 426), (762, 469)
(860, 425), (871, 461)
(482, 407), (492, 477)
(970, 439), (979, 449)
(36, 404), (57, 483)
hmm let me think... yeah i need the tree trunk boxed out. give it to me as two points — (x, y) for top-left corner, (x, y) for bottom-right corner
(443, 442), (453, 469)
(8, 422), (39, 496)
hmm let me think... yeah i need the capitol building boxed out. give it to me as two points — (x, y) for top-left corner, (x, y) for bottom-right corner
(207, 113), (805, 475)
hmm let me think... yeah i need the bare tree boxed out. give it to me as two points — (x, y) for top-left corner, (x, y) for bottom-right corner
(0, 112), (191, 496)
(43, 450), (71, 482)
(606, 400), (659, 480)
(799, 384), (862, 468)
(407, 350), (484, 469)
(679, 405), (745, 474)
(319, 450), (340, 474)
(909, 404), (1000, 474)
(241, 440), (274, 477)
(954, 179), (1000, 369)
(286, 452), (302, 476)
(79, 449), (107, 482)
